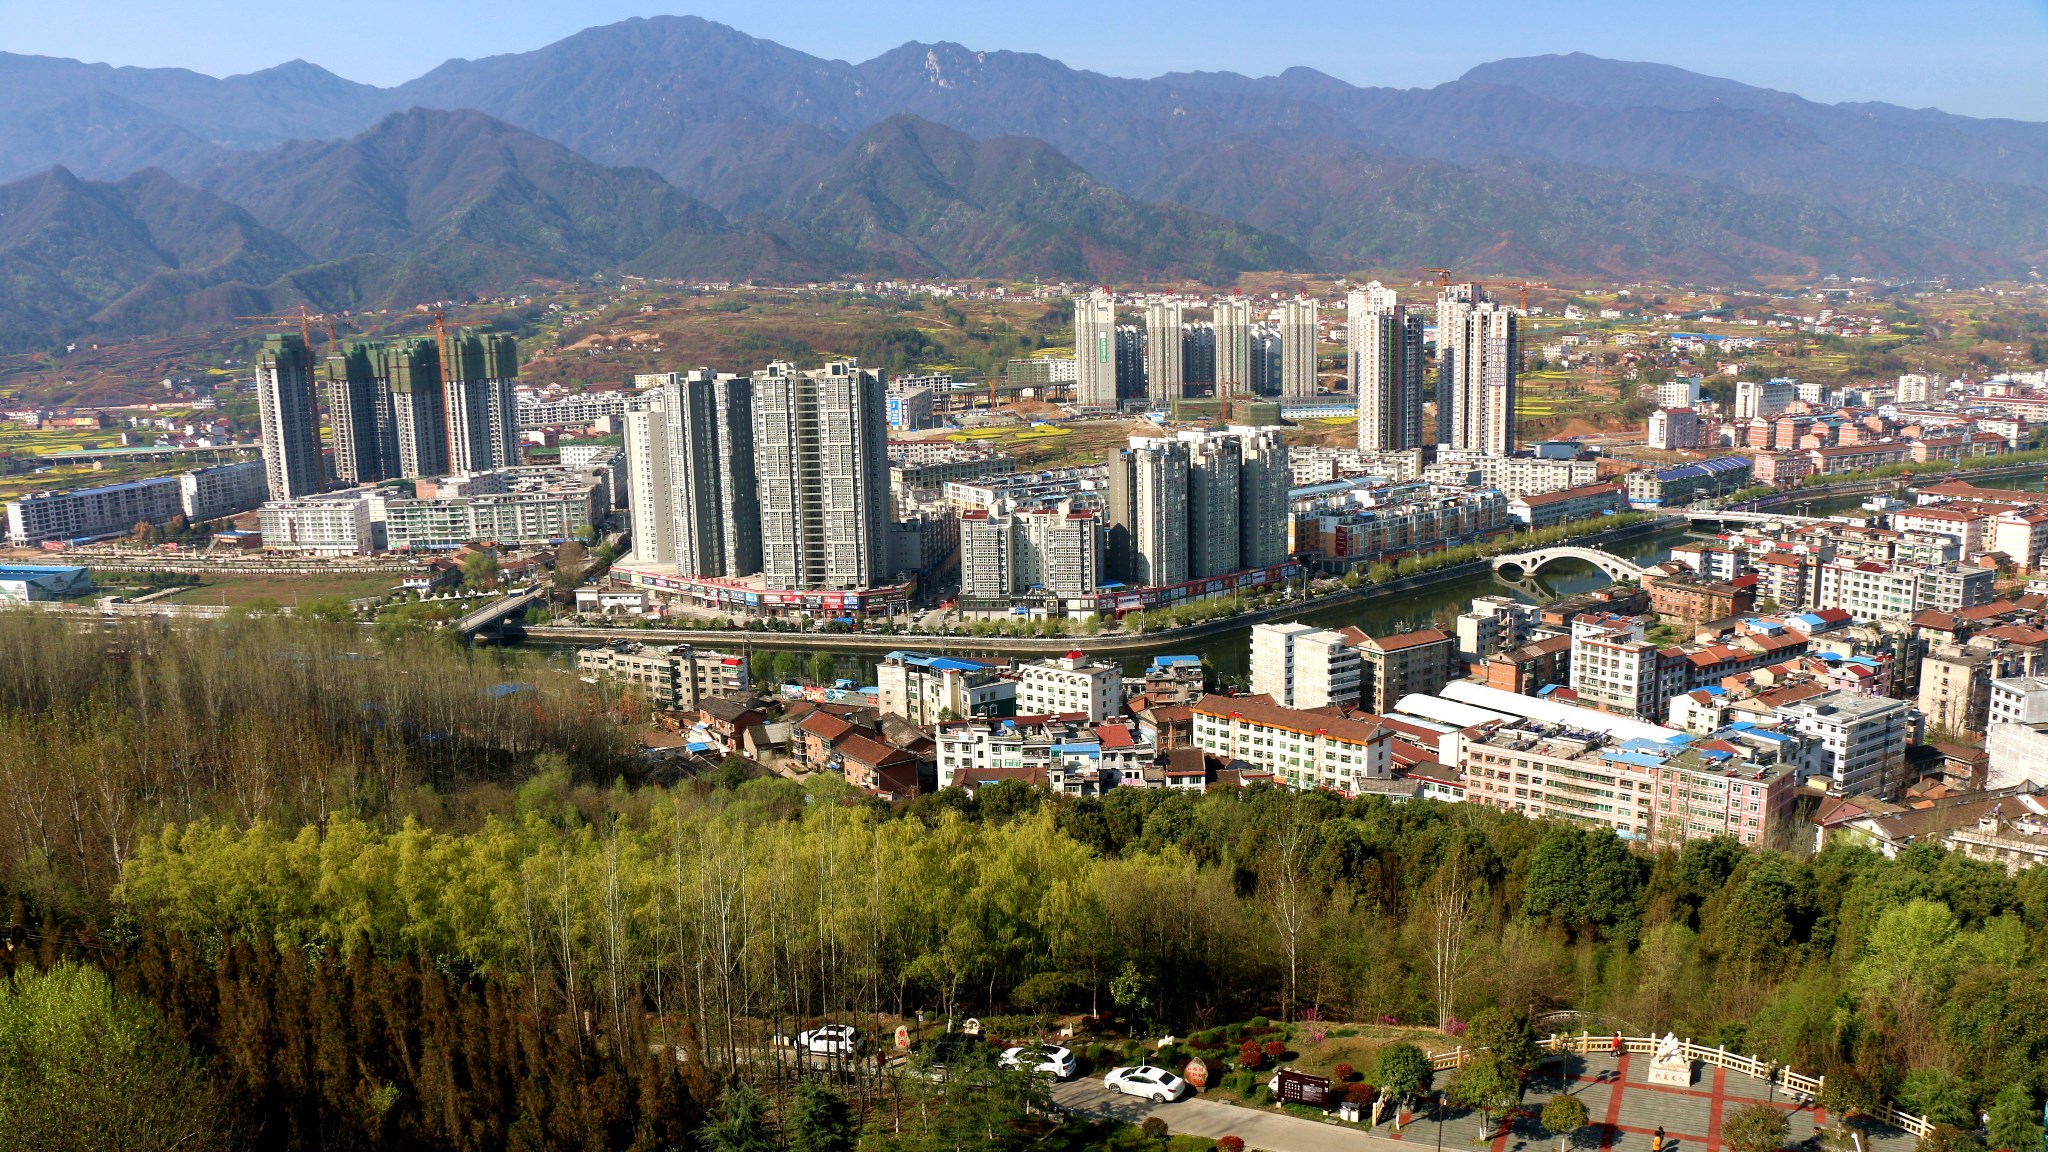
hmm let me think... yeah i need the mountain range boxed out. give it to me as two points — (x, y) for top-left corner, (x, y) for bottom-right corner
(5, 16), (2048, 349)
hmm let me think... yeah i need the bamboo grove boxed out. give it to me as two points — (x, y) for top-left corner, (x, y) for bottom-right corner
(4, 616), (2048, 1149)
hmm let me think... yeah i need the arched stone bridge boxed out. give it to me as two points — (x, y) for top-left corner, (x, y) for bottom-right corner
(1490, 545), (1646, 583)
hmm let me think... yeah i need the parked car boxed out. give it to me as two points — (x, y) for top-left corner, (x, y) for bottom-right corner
(1104, 1064), (1187, 1102)
(998, 1044), (1077, 1079)
(795, 1024), (861, 1056)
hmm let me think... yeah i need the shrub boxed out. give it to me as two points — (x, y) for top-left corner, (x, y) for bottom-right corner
(1249, 1016), (1269, 1029)
(1193, 1030), (1220, 1047)
(1263, 1040), (1287, 1059)
(1347, 1083), (1377, 1106)
(1142, 1117), (1170, 1139)
(1239, 1040), (1264, 1070)
(1722, 1104), (1791, 1152)
(1218, 1138), (1247, 1152)
(1333, 1062), (1355, 1082)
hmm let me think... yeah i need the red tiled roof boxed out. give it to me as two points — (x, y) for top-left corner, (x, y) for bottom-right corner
(1192, 693), (1389, 747)
(1365, 627), (1452, 652)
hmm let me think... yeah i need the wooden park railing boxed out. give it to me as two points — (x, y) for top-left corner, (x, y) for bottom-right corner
(1425, 1032), (1931, 1139)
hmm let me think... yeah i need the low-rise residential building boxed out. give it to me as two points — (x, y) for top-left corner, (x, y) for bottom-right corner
(1014, 651), (1124, 721)
(1248, 623), (1362, 709)
(383, 469), (605, 550)
(1775, 691), (1913, 796)
(876, 651), (1017, 725)
(1918, 649), (1993, 736)
(178, 460), (269, 521)
(575, 643), (747, 710)
(1190, 693), (1394, 796)
(934, 714), (1155, 790)
(1508, 482), (1627, 528)
(1814, 559), (1995, 620)
(1456, 595), (1545, 661)
(1481, 634), (1573, 694)
(1570, 614), (1670, 718)
(7, 475), (183, 546)
(1624, 456), (1754, 508)
(257, 491), (381, 555)
(1645, 570), (1757, 623)
(1357, 628), (1456, 713)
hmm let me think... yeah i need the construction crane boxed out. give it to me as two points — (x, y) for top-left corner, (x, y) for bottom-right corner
(1424, 268), (1453, 288)
(234, 305), (324, 352)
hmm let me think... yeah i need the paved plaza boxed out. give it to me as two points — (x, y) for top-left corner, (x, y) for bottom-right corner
(1054, 1050), (1920, 1152)
(1384, 1052), (1916, 1152)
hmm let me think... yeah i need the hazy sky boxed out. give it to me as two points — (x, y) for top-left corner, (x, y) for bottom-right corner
(6, 0), (2048, 121)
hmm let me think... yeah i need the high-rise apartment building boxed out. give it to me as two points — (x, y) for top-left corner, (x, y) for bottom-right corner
(1214, 296), (1253, 394)
(254, 332), (325, 501)
(1250, 327), (1283, 396)
(1278, 297), (1318, 399)
(623, 403), (673, 565)
(1115, 325), (1146, 404)
(387, 338), (450, 481)
(1181, 322), (1215, 387)
(959, 507), (1102, 602)
(1073, 288), (1119, 409)
(1437, 284), (1518, 456)
(754, 360), (891, 589)
(661, 369), (760, 578)
(443, 329), (521, 471)
(1143, 299), (1185, 405)
(1186, 432), (1241, 578)
(1239, 428), (1291, 570)
(1106, 428), (1290, 589)
(1107, 438), (1190, 588)
(326, 342), (402, 485)
(1349, 282), (1426, 452)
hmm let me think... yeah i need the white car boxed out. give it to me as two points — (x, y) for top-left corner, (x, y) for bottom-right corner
(999, 1044), (1078, 1079)
(1104, 1064), (1187, 1102)
(795, 1024), (861, 1056)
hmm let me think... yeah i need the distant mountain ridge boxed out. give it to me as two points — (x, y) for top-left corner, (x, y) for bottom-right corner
(0, 107), (1293, 350)
(4, 16), (2048, 349)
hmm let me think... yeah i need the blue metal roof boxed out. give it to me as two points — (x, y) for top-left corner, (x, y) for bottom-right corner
(1151, 655), (1202, 668)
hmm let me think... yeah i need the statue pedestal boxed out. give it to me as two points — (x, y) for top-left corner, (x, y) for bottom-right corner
(1646, 1055), (1693, 1086)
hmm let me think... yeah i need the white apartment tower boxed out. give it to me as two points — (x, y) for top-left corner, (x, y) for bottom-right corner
(1144, 299), (1185, 406)
(623, 403), (673, 565)
(254, 332), (326, 501)
(1107, 437), (1190, 588)
(1185, 431), (1242, 579)
(1214, 296), (1254, 395)
(1073, 288), (1119, 409)
(1438, 284), (1518, 456)
(1238, 428), (1291, 570)
(1349, 281), (1426, 452)
(1278, 296), (1318, 399)
(753, 359), (891, 589)
(1249, 622), (1363, 709)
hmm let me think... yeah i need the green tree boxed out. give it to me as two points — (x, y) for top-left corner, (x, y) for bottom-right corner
(1986, 1084), (2043, 1152)
(1109, 961), (1153, 1027)
(698, 1083), (777, 1152)
(786, 1081), (857, 1152)
(1899, 1069), (1976, 1129)
(462, 549), (501, 590)
(1722, 1104), (1791, 1152)
(296, 595), (355, 624)
(1450, 1056), (1522, 1134)
(809, 651), (837, 687)
(1373, 1043), (1432, 1105)
(1541, 1094), (1591, 1151)
(0, 962), (227, 1152)
(1467, 1007), (1538, 1076)
(1855, 899), (1961, 1007)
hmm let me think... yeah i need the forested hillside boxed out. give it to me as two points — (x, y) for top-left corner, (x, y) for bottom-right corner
(2, 615), (2046, 1149)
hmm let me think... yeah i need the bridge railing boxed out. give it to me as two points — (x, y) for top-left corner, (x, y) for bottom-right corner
(1425, 1033), (1928, 1137)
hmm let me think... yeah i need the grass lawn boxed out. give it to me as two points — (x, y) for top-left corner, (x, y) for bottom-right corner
(160, 573), (403, 607)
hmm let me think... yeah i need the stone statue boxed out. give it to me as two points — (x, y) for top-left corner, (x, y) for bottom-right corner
(1647, 1032), (1692, 1087)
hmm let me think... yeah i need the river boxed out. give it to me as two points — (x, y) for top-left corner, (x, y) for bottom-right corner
(532, 464), (2048, 686)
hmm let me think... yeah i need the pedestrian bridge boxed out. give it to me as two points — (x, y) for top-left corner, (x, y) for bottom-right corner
(454, 586), (547, 641)
(1489, 546), (1646, 583)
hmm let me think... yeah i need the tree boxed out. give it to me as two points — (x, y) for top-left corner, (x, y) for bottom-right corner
(0, 962), (228, 1152)
(1467, 1008), (1538, 1076)
(1373, 1042), (1432, 1105)
(1541, 1095), (1591, 1151)
(1450, 1056), (1522, 1135)
(296, 595), (355, 624)
(462, 549), (501, 590)
(1110, 961), (1153, 1029)
(554, 541), (589, 590)
(809, 651), (837, 687)
(1986, 1084), (2043, 1152)
(1427, 845), (1476, 1032)
(697, 1084), (778, 1152)
(1899, 1069), (1976, 1130)
(1722, 1104), (1791, 1152)
(786, 1081), (857, 1152)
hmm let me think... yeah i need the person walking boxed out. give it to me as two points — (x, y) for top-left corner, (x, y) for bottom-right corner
(1654, 1126), (1667, 1152)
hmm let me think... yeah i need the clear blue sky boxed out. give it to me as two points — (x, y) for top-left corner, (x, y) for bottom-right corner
(6, 0), (2048, 121)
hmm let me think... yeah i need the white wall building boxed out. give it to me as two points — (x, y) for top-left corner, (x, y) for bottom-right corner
(1015, 651), (1124, 721)
(1248, 622), (1363, 709)
(1775, 691), (1912, 796)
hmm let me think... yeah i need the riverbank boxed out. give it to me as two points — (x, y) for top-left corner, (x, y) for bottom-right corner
(523, 517), (1679, 659)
